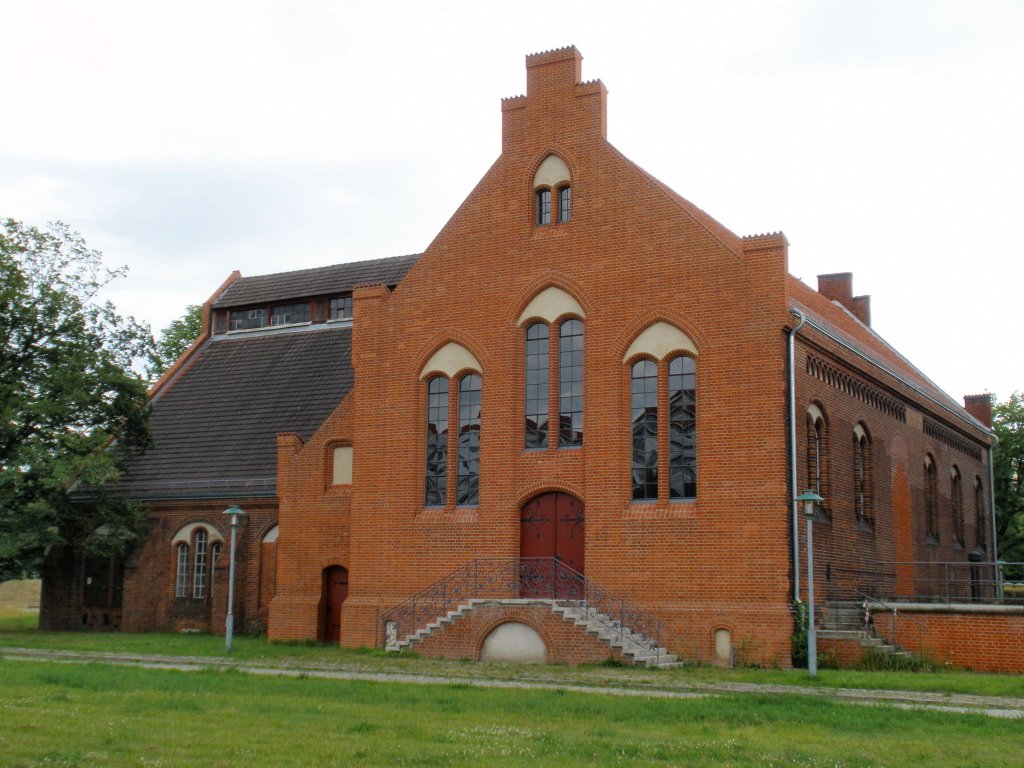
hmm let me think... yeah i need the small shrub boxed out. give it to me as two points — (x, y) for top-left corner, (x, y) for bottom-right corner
(791, 601), (808, 667)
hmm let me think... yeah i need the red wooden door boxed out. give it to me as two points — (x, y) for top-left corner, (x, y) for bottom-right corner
(520, 493), (584, 596)
(322, 566), (348, 643)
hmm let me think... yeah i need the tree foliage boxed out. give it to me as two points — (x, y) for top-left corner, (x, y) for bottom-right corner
(148, 304), (201, 379)
(0, 218), (153, 581)
(992, 392), (1024, 563)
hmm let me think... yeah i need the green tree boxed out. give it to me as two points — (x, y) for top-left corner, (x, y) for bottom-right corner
(992, 392), (1024, 564)
(0, 218), (153, 581)
(148, 304), (201, 379)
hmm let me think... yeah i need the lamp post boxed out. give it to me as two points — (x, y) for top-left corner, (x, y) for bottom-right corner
(796, 490), (824, 677)
(223, 505), (246, 653)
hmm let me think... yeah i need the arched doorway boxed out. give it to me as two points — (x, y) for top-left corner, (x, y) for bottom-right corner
(321, 566), (348, 643)
(520, 492), (584, 596)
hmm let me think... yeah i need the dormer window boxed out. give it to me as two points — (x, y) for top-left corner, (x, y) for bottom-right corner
(229, 307), (267, 331)
(533, 154), (571, 226)
(329, 296), (353, 321)
(271, 302), (310, 326)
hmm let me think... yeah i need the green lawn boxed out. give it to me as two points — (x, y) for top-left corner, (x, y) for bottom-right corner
(3, 616), (1024, 700)
(1, 658), (1020, 767)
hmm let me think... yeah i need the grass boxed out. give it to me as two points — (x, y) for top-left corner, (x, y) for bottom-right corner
(2, 614), (1024, 701)
(1, 658), (1021, 767)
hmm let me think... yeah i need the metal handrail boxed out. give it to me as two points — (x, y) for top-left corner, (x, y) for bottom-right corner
(378, 558), (665, 662)
(855, 590), (927, 656)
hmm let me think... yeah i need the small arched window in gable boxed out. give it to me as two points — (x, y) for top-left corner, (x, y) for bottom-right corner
(533, 155), (571, 226)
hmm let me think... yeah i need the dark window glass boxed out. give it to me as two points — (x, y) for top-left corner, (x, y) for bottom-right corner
(558, 186), (571, 223)
(975, 478), (986, 551)
(952, 468), (964, 546)
(271, 302), (311, 325)
(228, 307), (267, 331)
(668, 356), (696, 499)
(807, 414), (830, 515)
(83, 555), (111, 608)
(525, 323), (549, 448)
(925, 457), (938, 541)
(457, 374), (481, 505)
(536, 189), (551, 225)
(854, 429), (872, 524)
(425, 377), (449, 505)
(329, 296), (353, 320)
(631, 359), (659, 500)
(558, 319), (583, 447)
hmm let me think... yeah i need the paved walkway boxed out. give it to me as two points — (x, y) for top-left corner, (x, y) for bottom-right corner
(4, 647), (1023, 720)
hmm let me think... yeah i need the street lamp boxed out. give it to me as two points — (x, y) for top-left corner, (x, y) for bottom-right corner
(796, 490), (824, 677)
(223, 505), (246, 653)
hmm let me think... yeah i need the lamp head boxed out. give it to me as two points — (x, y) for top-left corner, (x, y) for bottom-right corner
(223, 505), (246, 524)
(796, 490), (824, 519)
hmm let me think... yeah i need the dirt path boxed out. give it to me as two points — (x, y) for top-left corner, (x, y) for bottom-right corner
(4, 647), (1023, 720)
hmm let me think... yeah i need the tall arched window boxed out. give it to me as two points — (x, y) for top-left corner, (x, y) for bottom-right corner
(457, 374), (481, 505)
(951, 466), (964, 547)
(558, 186), (571, 223)
(631, 359), (659, 500)
(975, 477), (986, 551)
(425, 377), (450, 506)
(558, 319), (583, 447)
(668, 356), (696, 500)
(807, 405), (830, 516)
(853, 423), (873, 526)
(925, 455), (938, 542)
(192, 528), (209, 599)
(525, 323), (550, 449)
(175, 543), (189, 598)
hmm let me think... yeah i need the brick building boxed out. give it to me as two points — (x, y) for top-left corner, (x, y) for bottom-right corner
(41, 47), (1000, 668)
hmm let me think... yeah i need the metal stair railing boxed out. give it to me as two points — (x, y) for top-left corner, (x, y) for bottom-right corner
(856, 590), (926, 656)
(378, 558), (665, 662)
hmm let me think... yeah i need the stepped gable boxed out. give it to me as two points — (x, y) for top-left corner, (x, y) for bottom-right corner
(116, 325), (353, 499)
(788, 275), (984, 434)
(213, 253), (420, 308)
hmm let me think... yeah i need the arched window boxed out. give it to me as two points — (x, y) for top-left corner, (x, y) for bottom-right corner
(975, 477), (986, 551)
(558, 319), (583, 447)
(175, 543), (189, 598)
(457, 374), (481, 505)
(668, 356), (697, 500)
(192, 528), (209, 599)
(425, 376), (449, 506)
(631, 359), (659, 500)
(525, 323), (550, 449)
(853, 423), (873, 526)
(951, 466), (964, 547)
(807, 405), (830, 516)
(558, 185), (571, 223)
(925, 455), (938, 542)
(536, 189), (552, 225)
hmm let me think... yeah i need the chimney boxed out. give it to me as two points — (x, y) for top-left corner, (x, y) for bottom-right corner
(963, 394), (993, 428)
(817, 273), (871, 327)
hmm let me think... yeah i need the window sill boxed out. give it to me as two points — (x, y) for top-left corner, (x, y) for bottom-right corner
(417, 506), (479, 524)
(324, 318), (353, 326)
(927, 535), (940, 546)
(624, 500), (697, 520)
(856, 519), (875, 534)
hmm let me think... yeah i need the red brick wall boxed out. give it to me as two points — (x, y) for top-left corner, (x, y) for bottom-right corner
(873, 608), (1024, 674)
(408, 601), (632, 665)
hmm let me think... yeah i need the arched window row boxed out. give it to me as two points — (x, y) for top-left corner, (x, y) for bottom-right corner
(631, 355), (696, 502)
(525, 318), (584, 449)
(173, 526), (222, 601)
(425, 372), (481, 507)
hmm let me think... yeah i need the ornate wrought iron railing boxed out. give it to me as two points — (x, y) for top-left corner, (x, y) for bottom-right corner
(378, 558), (665, 661)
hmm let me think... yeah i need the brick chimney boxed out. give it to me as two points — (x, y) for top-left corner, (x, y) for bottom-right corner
(963, 393), (993, 428)
(817, 273), (871, 327)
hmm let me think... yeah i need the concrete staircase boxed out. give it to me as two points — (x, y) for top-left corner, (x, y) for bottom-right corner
(390, 598), (679, 667)
(819, 600), (913, 660)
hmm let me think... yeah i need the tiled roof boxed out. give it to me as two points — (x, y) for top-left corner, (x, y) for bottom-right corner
(114, 325), (353, 498)
(213, 253), (420, 309)
(788, 275), (987, 435)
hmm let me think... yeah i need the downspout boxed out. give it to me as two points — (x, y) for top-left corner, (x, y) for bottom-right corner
(988, 435), (999, 564)
(788, 308), (807, 602)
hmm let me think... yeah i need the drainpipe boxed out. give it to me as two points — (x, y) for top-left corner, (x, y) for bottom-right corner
(988, 435), (999, 565)
(787, 308), (807, 603)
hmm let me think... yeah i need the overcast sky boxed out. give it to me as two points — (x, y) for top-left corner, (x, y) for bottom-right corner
(1, 0), (1021, 404)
